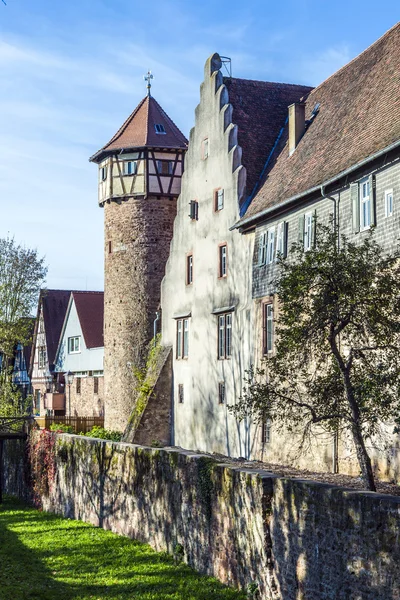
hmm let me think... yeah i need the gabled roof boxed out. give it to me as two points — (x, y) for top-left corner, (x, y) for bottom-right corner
(41, 290), (72, 367)
(224, 77), (313, 201)
(72, 292), (104, 349)
(241, 22), (400, 225)
(90, 95), (188, 163)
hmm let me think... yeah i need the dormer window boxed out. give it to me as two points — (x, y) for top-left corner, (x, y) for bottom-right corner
(154, 124), (166, 134)
(100, 166), (107, 181)
(123, 161), (137, 175)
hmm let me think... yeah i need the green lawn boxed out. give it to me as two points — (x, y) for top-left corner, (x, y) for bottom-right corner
(0, 497), (246, 600)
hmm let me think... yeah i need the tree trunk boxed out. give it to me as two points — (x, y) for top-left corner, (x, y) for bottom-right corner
(350, 419), (376, 492)
(329, 330), (376, 491)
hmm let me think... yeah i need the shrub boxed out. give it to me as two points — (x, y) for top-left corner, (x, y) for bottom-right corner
(49, 423), (74, 434)
(85, 426), (122, 442)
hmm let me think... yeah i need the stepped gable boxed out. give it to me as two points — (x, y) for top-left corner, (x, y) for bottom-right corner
(72, 291), (104, 349)
(90, 95), (188, 162)
(42, 290), (72, 366)
(224, 77), (313, 199)
(241, 22), (400, 223)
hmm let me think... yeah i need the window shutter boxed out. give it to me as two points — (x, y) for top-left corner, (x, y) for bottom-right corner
(369, 174), (376, 226)
(283, 221), (289, 258)
(311, 209), (317, 247)
(298, 215), (305, 244)
(351, 183), (360, 233)
(258, 233), (266, 265)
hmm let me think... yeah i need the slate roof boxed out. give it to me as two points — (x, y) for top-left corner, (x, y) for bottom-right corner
(90, 95), (188, 163)
(42, 290), (72, 367)
(241, 22), (400, 225)
(72, 292), (104, 349)
(224, 78), (313, 200)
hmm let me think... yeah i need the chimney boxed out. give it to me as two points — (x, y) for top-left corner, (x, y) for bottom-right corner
(288, 102), (305, 156)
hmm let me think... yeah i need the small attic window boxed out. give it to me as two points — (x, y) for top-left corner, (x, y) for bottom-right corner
(154, 124), (166, 134)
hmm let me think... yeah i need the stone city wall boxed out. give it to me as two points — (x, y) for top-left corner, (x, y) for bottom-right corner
(4, 433), (400, 600)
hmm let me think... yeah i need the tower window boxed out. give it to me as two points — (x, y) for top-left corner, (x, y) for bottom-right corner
(218, 382), (225, 404)
(261, 419), (271, 444)
(176, 318), (189, 359)
(202, 138), (209, 160)
(76, 377), (81, 395)
(100, 166), (107, 181)
(214, 188), (224, 211)
(186, 253), (193, 285)
(189, 200), (198, 220)
(218, 244), (227, 278)
(218, 313), (232, 359)
(178, 384), (184, 403)
(157, 160), (174, 175)
(108, 241), (112, 254)
(154, 124), (166, 134)
(123, 161), (137, 175)
(94, 377), (99, 394)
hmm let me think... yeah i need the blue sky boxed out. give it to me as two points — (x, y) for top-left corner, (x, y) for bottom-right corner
(0, 1), (398, 290)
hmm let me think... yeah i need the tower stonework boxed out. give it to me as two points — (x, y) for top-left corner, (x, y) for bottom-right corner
(90, 93), (187, 432)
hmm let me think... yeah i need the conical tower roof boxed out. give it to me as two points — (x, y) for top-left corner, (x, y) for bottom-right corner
(90, 95), (188, 163)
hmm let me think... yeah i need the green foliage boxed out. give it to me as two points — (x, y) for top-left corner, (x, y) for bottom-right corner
(85, 426), (122, 442)
(0, 236), (47, 358)
(173, 543), (185, 565)
(129, 334), (164, 430)
(246, 582), (259, 598)
(49, 423), (74, 434)
(0, 497), (246, 599)
(0, 375), (30, 417)
(231, 225), (400, 491)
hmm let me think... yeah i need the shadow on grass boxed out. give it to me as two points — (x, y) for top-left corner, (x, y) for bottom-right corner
(0, 497), (245, 600)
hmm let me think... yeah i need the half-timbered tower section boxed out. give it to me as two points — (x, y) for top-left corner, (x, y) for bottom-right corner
(161, 53), (312, 457)
(236, 23), (400, 476)
(90, 91), (187, 432)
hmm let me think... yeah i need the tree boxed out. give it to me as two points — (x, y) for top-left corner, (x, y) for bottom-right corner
(231, 225), (400, 491)
(0, 237), (47, 414)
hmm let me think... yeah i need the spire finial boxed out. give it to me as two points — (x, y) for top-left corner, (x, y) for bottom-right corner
(143, 70), (153, 97)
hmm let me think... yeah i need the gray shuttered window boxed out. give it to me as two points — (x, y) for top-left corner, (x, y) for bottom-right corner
(351, 183), (360, 233)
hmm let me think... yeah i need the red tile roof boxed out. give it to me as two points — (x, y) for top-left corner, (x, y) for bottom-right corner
(224, 78), (313, 201)
(242, 22), (400, 224)
(72, 292), (104, 349)
(90, 96), (188, 163)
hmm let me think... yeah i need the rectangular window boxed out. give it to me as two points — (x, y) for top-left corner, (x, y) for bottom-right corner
(219, 244), (227, 278)
(68, 336), (81, 354)
(94, 377), (99, 394)
(263, 303), (274, 354)
(178, 383), (184, 403)
(304, 212), (313, 251)
(38, 347), (47, 369)
(108, 241), (112, 254)
(154, 123), (166, 134)
(258, 232), (267, 265)
(76, 377), (81, 395)
(202, 138), (209, 159)
(100, 165), (107, 181)
(276, 221), (287, 259)
(215, 188), (224, 211)
(157, 160), (174, 175)
(123, 160), (137, 175)
(261, 419), (271, 444)
(360, 178), (371, 230)
(266, 227), (275, 264)
(176, 319), (189, 359)
(189, 200), (198, 220)
(186, 254), (193, 285)
(385, 189), (393, 218)
(218, 313), (232, 359)
(218, 382), (225, 405)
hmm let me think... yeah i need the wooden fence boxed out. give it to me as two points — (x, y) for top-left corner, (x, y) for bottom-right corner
(34, 416), (104, 434)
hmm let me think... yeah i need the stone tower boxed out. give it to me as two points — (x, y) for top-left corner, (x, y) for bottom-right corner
(90, 82), (187, 431)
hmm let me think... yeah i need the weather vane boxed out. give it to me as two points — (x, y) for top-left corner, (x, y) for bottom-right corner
(143, 70), (153, 97)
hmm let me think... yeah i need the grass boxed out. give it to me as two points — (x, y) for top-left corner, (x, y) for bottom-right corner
(0, 497), (246, 600)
